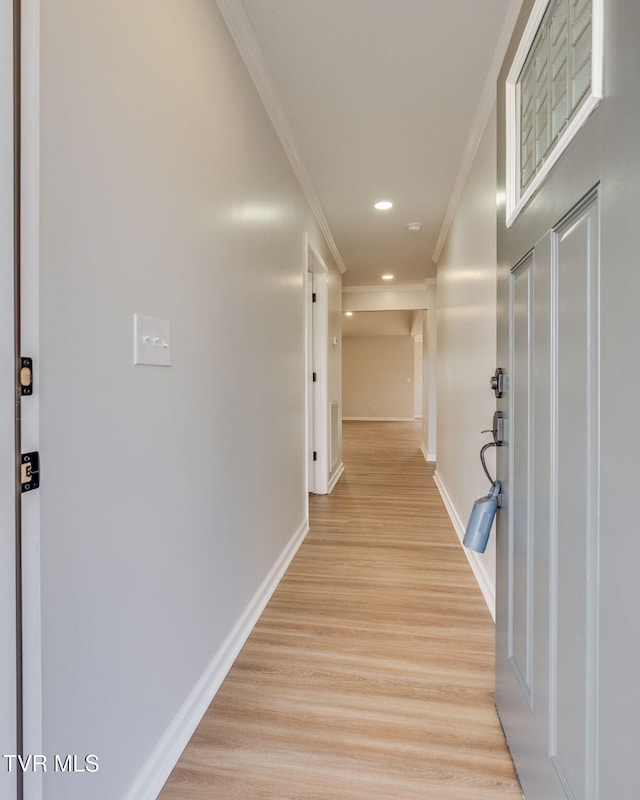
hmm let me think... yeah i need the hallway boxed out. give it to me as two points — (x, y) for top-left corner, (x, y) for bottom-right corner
(158, 421), (521, 799)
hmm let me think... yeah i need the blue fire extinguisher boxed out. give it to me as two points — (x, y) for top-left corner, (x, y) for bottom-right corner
(463, 414), (503, 554)
(463, 479), (501, 553)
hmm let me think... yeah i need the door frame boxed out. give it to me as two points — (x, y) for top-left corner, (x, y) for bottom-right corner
(1, 1), (19, 798)
(305, 269), (315, 499)
(304, 233), (329, 496)
(18, 1), (42, 797)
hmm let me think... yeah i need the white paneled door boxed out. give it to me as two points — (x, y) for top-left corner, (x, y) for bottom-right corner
(1, 1), (18, 799)
(496, 1), (640, 797)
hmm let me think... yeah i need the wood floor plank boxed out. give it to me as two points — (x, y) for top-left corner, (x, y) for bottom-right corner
(158, 421), (522, 799)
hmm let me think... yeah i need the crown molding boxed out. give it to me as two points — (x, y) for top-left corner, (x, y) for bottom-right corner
(431, 0), (524, 263)
(216, 0), (347, 274)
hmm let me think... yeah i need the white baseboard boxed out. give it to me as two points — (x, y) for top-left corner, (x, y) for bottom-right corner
(342, 416), (416, 422)
(433, 471), (495, 621)
(123, 518), (310, 800)
(419, 443), (436, 463)
(328, 462), (345, 493)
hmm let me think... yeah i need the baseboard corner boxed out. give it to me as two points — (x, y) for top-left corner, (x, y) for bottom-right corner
(419, 443), (436, 463)
(328, 462), (345, 493)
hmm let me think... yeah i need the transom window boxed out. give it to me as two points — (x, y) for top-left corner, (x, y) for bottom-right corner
(505, 0), (603, 226)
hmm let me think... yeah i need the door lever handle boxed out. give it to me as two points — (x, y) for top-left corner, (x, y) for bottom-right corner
(482, 412), (504, 446)
(492, 411), (504, 445)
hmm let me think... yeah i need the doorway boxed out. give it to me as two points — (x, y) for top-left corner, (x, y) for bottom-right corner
(342, 310), (420, 422)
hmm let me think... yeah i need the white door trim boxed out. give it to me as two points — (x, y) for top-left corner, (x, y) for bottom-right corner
(1, 1), (18, 797)
(20, 2), (42, 798)
(305, 234), (329, 495)
(305, 270), (314, 501)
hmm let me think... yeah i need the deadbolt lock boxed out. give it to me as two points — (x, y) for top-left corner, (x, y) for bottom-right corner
(490, 368), (504, 398)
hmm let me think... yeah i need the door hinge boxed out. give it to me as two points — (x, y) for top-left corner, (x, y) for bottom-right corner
(313, 451), (317, 461)
(312, 372), (317, 382)
(312, 293), (317, 303)
(20, 356), (33, 396)
(20, 451), (40, 492)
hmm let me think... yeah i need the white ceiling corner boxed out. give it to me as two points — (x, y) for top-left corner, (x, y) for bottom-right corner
(216, 0), (347, 274)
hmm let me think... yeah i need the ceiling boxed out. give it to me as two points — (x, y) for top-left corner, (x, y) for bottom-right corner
(237, 0), (515, 287)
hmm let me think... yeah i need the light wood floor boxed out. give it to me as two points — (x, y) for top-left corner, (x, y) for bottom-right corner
(158, 421), (522, 799)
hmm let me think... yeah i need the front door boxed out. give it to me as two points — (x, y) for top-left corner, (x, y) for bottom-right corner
(496, 1), (640, 798)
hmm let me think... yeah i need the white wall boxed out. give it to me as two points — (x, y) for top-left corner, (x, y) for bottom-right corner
(343, 336), (414, 419)
(343, 284), (428, 311)
(35, 2), (340, 799)
(328, 264), (343, 484)
(422, 284), (438, 460)
(422, 312), (430, 455)
(413, 337), (423, 418)
(434, 104), (497, 615)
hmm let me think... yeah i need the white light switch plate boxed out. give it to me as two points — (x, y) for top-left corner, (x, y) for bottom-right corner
(134, 314), (172, 366)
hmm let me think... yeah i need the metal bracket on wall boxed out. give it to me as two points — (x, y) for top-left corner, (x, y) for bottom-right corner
(19, 356), (33, 396)
(20, 451), (40, 492)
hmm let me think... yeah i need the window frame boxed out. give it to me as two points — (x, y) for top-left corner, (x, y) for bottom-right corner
(505, 0), (604, 227)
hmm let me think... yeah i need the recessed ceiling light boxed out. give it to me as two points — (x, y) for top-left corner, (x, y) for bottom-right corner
(345, 311), (353, 316)
(374, 201), (393, 210)
(382, 274), (394, 280)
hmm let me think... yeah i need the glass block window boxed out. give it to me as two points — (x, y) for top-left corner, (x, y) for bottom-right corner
(505, 0), (603, 226)
(518, 0), (592, 192)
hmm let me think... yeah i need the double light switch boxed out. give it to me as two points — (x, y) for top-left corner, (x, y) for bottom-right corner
(134, 314), (172, 367)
